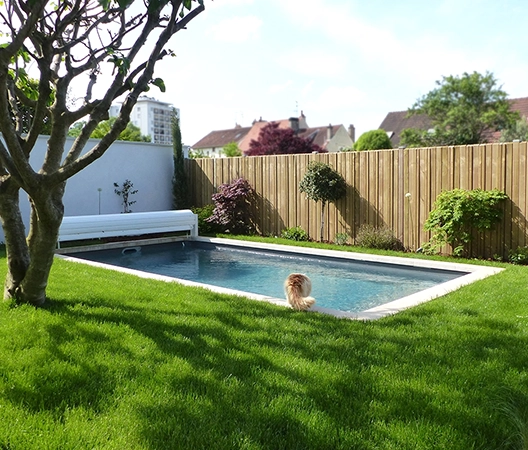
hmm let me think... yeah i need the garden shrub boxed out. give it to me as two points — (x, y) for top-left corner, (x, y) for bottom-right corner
(192, 204), (221, 235)
(423, 188), (508, 256)
(207, 178), (256, 235)
(509, 246), (528, 265)
(355, 225), (403, 250)
(334, 232), (349, 246)
(280, 226), (310, 241)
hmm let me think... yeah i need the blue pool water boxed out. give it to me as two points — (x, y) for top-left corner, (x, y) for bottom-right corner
(69, 241), (466, 313)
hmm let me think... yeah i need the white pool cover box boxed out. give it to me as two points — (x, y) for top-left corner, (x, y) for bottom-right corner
(58, 210), (198, 246)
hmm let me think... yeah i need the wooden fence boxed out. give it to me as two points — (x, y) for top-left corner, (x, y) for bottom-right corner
(185, 142), (528, 258)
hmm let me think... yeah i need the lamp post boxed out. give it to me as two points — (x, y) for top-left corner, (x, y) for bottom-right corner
(98, 188), (102, 214)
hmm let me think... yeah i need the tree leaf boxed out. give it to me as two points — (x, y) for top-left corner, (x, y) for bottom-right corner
(151, 78), (166, 92)
(98, 0), (111, 10)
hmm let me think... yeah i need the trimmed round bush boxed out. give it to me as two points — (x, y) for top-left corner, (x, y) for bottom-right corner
(354, 130), (393, 151)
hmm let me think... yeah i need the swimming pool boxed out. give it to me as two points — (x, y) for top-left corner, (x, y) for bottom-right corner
(60, 237), (503, 319)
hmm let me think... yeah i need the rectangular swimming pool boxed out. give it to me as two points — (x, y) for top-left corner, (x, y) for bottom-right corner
(61, 237), (503, 319)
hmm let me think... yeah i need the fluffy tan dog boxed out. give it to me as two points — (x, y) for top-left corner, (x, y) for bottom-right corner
(284, 273), (315, 311)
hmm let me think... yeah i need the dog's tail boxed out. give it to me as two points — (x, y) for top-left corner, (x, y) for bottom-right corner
(285, 285), (315, 311)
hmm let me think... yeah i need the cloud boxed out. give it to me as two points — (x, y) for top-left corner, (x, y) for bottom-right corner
(313, 85), (368, 110)
(207, 16), (262, 43)
(209, 0), (254, 7)
(268, 80), (293, 94)
(277, 50), (348, 78)
(274, 0), (508, 110)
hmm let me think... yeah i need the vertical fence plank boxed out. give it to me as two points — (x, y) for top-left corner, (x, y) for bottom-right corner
(518, 143), (528, 248)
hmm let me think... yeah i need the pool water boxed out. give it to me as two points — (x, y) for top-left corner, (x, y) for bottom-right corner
(70, 241), (465, 313)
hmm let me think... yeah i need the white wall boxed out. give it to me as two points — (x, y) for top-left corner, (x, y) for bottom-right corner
(0, 135), (175, 243)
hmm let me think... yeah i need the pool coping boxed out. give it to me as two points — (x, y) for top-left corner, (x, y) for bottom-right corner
(56, 236), (504, 321)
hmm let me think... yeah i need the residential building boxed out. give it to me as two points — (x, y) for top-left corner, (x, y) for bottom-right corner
(191, 112), (355, 157)
(190, 124), (252, 158)
(379, 97), (528, 147)
(110, 96), (179, 145)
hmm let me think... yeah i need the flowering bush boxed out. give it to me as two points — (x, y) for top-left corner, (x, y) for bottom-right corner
(207, 178), (256, 235)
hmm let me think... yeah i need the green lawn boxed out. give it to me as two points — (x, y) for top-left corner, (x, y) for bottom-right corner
(0, 241), (527, 449)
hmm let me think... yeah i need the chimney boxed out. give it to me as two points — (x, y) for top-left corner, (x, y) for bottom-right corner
(289, 117), (300, 134)
(298, 111), (308, 130)
(327, 124), (333, 141)
(348, 124), (355, 142)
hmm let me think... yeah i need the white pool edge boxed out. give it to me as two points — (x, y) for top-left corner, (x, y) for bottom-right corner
(56, 236), (504, 321)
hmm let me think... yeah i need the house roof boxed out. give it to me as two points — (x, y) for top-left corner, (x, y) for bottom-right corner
(192, 113), (349, 153)
(300, 125), (342, 148)
(238, 119), (293, 152)
(379, 96), (528, 146)
(510, 97), (528, 118)
(378, 112), (431, 147)
(240, 120), (340, 152)
(191, 125), (252, 150)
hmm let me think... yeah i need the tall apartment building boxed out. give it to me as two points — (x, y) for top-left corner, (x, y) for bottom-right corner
(110, 96), (180, 145)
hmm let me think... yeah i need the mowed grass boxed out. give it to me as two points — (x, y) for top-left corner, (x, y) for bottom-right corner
(0, 243), (527, 449)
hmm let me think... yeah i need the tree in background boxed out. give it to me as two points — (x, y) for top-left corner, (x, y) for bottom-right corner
(90, 118), (150, 141)
(246, 122), (325, 156)
(299, 161), (346, 241)
(68, 118), (150, 141)
(499, 116), (528, 143)
(188, 149), (210, 158)
(222, 141), (242, 157)
(0, 0), (206, 306)
(172, 116), (189, 209)
(354, 129), (393, 151)
(400, 71), (518, 147)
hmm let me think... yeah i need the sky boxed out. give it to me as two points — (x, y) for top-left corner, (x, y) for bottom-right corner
(123, 0), (528, 146)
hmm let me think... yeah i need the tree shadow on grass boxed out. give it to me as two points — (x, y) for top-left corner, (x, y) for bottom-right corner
(1, 267), (527, 449)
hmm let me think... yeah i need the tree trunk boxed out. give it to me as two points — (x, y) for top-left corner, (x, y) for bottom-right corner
(1, 182), (65, 306)
(320, 202), (326, 242)
(0, 179), (30, 300)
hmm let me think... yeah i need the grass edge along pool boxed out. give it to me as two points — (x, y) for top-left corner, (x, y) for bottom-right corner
(59, 237), (504, 320)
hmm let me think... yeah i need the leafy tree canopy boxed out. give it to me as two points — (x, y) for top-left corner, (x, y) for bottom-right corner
(222, 141), (242, 157)
(400, 71), (518, 147)
(354, 129), (393, 151)
(246, 122), (326, 156)
(0, 0), (206, 306)
(68, 118), (150, 141)
(92, 117), (150, 141)
(189, 149), (210, 159)
(499, 116), (528, 143)
(172, 116), (189, 209)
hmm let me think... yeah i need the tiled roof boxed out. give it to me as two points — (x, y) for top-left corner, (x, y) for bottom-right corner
(379, 111), (431, 147)
(192, 126), (252, 149)
(379, 97), (528, 146)
(510, 97), (528, 118)
(242, 122), (344, 153)
(192, 113), (346, 153)
(239, 119), (293, 152)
